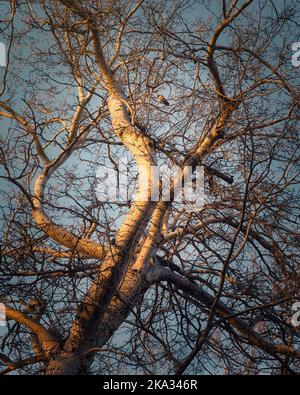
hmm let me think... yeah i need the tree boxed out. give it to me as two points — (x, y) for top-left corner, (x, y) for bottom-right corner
(0, 0), (299, 375)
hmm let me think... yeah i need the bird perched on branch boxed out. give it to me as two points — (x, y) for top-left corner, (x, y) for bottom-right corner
(157, 94), (170, 106)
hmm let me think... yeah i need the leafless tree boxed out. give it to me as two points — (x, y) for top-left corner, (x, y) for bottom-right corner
(0, 0), (299, 375)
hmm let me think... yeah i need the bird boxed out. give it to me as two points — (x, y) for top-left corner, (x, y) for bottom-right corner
(157, 94), (170, 106)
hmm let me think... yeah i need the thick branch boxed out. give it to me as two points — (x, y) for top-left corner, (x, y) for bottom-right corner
(4, 305), (59, 357)
(149, 266), (300, 360)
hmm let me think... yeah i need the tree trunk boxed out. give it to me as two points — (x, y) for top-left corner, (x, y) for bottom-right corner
(45, 265), (150, 374)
